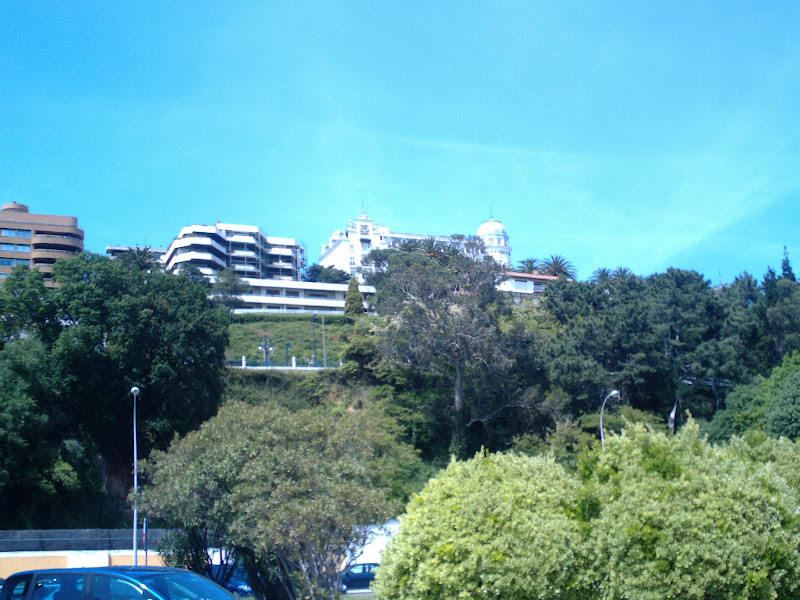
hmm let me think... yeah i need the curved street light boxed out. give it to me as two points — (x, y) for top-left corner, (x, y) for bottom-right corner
(130, 386), (140, 565)
(600, 389), (620, 451)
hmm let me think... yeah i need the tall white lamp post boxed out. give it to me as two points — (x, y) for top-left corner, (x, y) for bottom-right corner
(599, 389), (620, 451)
(130, 386), (140, 565)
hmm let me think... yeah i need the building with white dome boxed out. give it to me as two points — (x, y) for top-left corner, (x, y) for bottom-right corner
(476, 218), (511, 267)
(319, 212), (512, 281)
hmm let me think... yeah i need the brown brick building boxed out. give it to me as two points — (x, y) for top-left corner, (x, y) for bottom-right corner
(0, 202), (84, 287)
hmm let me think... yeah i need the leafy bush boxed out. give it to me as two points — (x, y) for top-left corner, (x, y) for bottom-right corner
(374, 452), (585, 600)
(376, 423), (800, 600)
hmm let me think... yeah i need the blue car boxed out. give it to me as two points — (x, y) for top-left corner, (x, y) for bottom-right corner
(0, 567), (236, 600)
(340, 563), (379, 593)
(210, 566), (252, 597)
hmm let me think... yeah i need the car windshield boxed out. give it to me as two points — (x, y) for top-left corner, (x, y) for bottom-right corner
(137, 573), (234, 600)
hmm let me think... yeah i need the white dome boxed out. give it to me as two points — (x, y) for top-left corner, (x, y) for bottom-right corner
(477, 218), (507, 237)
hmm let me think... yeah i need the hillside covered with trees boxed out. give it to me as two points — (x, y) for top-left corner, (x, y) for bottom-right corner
(2, 246), (800, 596)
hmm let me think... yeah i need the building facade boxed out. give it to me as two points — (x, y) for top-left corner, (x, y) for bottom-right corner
(164, 222), (306, 281)
(0, 202), (84, 287)
(498, 271), (559, 302)
(236, 278), (375, 314)
(318, 212), (511, 281)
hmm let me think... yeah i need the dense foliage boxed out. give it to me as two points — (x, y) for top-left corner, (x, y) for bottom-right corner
(0, 254), (229, 527)
(705, 351), (800, 442)
(375, 423), (800, 600)
(140, 400), (416, 600)
(374, 452), (584, 599)
(4, 242), (800, 600)
(305, 264), (350, 284)
(344, 276), (366, 317)
(375, 251), (513, 455)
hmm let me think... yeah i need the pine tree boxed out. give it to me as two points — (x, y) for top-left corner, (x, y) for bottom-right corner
(344, 277), (366, 317)
(781, 246), (796, 282)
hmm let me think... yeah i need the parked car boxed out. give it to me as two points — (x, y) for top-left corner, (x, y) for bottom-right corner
(340, 563), (379, 593)
(209, 566), (252, 597)
(0, 567), (236, 600)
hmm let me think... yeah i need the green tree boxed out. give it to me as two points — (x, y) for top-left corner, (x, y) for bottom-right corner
(540, 275), (663, 415)
(51, 254), (230, 462)
(589, 267), (612, 284)
(758, 278), (800, 365)
(377, 423), (800, 600)
(583, 422), (800, 599)
(540, 255), (577, 279)
(212, 268), (249, 312)
(178, 263), (211, 289)
(344, 276), (366, 317)
(0, 254), (229, 526)
(706, 351), (800, 441)
(415, 237), (451, 266)
(119, 246), (162, 272)
(393, 239), (419, 253)
(0, 265), (59, 345)
(612, 266), (634, 280)
(377, 254), (512, 456)
(305, 264), (350, 284)
(0, 337), (102, 527)
(141, 401), (397, 600)
(782, 245), (796, 282)
(516, 258), (541, 274)
(374, 452), (585, 600)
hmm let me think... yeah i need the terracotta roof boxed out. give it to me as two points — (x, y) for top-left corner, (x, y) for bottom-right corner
(504, 271), (560, 281)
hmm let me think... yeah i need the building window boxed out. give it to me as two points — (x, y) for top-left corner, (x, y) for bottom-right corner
(350, 257), (355, 266)
(285, 291), (299, 298)
(0, 258), (30, 266)
(361, 241), (370, 251)
(309, 293), (329, 299)
(359, 224), (369, 235)
(1, 243), (30, 252)
(1, 229), (31, 238)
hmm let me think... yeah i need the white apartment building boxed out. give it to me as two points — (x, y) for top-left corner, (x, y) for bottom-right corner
(164, 223), (306, 281)
(236, 278), (375, 314)
(318, 212), (512, 281)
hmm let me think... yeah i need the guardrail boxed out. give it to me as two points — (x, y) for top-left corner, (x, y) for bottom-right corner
(225, 361), (335, 371)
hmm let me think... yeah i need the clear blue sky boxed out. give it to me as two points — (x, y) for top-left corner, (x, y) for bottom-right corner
(2, 1), (799, 283)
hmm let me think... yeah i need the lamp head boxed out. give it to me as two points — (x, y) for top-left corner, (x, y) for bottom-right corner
(609, 389), (620, 399)
(130, 386), (140, 397)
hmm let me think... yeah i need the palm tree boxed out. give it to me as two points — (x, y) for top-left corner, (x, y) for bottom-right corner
(416, 237), (450, 266)
(590, 267), (612, 284)
(120, 246), (162, 272)
(516, 258), (541, 274)
(444, 244), (463, 261)
(612, 266), (634, 281)
(394, 239), (420, 253)
(541, 255), (577, 279)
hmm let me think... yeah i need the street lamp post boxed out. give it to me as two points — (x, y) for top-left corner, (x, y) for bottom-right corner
(312, 314), (318, 367)
(130, 386), (140, 565)
(599, 389), (620, 451)
(258, 336), (273, 366)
